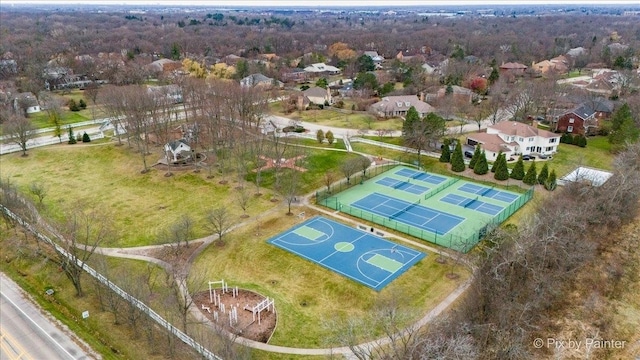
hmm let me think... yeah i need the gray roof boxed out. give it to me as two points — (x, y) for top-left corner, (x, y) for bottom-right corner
(303, 87), (328, 98)
(371, 95), (435, 115)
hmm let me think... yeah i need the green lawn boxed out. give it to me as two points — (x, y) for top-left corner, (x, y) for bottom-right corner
(547, 136), (613, 176)
(270, 103), (402, 131)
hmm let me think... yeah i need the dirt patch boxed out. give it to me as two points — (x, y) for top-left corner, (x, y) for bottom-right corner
(192, 289), (276, 343)
(140, 241), (204, 264)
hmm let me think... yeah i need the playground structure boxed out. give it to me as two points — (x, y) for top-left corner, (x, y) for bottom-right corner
(205, 279), (277, 332)
(254, 155), (307, 173)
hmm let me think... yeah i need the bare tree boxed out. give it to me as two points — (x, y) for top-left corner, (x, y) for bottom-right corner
(235, 183), (251, 218)
(279, 169), (302, 215)
(4, 114), (35, 156)
(52, 209), (115, 297)
(340, 157), (359, 184)
(204, 207), (234, 245)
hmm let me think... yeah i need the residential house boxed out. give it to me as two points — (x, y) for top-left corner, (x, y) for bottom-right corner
(222, 54), (244, 65)
(164, 139), (191, 163)
(499, 62), (528, 76)
(590, 98), (614, 120)
(303, 63), (341, 76)
(147, 59), (182, 74)
(303, 87), (332, 106)
(554, 104), (597, 135)
(364, 51), (385, 69)
(281, 68), (309, 83)
(436, 85), (475, 104)
(532, 56), (568, 75)
(369, 95), (435, 118)
(240, 73), (283, 89)
(467, 121), (560, 159)
(147, 84), (183, 104)
(0, 59), (17, 76)
(12, 92), (40, 114)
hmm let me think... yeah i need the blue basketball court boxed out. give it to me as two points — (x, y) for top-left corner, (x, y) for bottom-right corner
(439, 193), (504, 216)
(268, 216), (425, 291)
(457, 183), (519, 203)
(351, 192), (464, 235)
(375, 176), (429, 195)
(395, 168), (447, 185)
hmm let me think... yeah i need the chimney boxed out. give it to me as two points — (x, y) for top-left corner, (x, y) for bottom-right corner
(419, 92), (425, 102)
(297, 95), (304, 111)
(531, 120), (538, 129)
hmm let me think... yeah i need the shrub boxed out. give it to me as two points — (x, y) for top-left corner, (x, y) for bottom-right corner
(522, 161), (538, 185)
(439, 138), (451, 163)
(510, 156), (525, 180)
(68, 127), (77, 144)
(334, 100), (345, 109)
(82, 132), (91, 142)
(79, 99), (87, 109)
(469, 145), (482, 169)
(68, 99), (80, 111)
(473, 151), (489, 175)
(494, 154), (510, 181)
(325, 130), (334, 145)
(451, 141), (466, 172)
(316, 129), (324, 143)
(537, 163), (549, 185)
(544, 169), (557, 191)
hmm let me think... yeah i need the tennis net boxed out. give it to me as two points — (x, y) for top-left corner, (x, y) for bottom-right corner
(389, 199), (420, 219)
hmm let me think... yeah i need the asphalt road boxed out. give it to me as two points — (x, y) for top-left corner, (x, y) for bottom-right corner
(0, 273), (96, 360)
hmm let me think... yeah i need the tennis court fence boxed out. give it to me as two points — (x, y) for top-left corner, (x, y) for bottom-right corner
(315, 163), (398, 203)
(319, 186), (534, 253)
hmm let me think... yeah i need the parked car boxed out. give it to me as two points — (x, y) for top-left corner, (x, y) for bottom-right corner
(522, 154), (534, 161)
(538, 154), (549, 159)
(464, 151), (474, 158)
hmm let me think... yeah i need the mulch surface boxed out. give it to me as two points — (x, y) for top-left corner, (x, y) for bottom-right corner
(192, 289), (276, 343)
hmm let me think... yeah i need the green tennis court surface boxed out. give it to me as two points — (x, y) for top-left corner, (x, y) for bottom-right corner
(318, 165), (533, 252)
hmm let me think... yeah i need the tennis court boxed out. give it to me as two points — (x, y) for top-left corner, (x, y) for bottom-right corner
(268, 216), (425, 291)
(317, 165), (533, 252)
(352, 192), (464, 235)
(457, 183), (519, 203)
(395, 168), (447, 185)
(375, 176), (429, 195)
(439, 193), (504, 216)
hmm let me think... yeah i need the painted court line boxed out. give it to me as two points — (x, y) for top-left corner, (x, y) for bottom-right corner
(366, 254), (403, 272)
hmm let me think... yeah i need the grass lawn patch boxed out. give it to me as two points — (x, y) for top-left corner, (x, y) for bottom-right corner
(549, 136), (613, 176)
(0, 143), (278, 247)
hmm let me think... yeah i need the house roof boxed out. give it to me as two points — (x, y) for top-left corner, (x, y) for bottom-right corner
(304, 63), (341, 73)
(565, 104), (595, 120)
(500, 62), (528, 70)
(466, 133), (515, 154)
(591, 98), (614, 113)
(166, 139), (189, 151)
(303, 87), (329, 98)
(490, 121), (558, 139)
(371, 95), (435, 115)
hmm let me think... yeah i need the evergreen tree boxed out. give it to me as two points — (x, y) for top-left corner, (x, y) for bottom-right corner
(79, 99), (87, 109)
(451, 141), (466, 172)
(608, 104), (638, 151)
(491, 151), (503, 173)
(402, 106), (420, 136)
(316, 129), (324, 143)
(68, 127), (77, 144)
(537, 162), (549, 185)
(315, 78), (328, 89)
(82, 132), (91, 143)
(510, 156), (525, 180)
(522, 161), (538, 185)
(439, 138), (451, 163)
(473, 151), (489, 175)
(469, 145), (482, 169)
(494, 154), (510, 180)
(325, 130), (334, 145)
(544, 169), (557, 191)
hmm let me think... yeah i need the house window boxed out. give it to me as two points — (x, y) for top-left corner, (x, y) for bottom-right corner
(525, 147), (530, 151)
(567, 126), (574, 133)
(529, 138), (534, 142)
(546, 146), (554, 151)
(405, 102), (411, 106)
(549, 138), (557, 143)
(518, 137), (524, 142)
(569, 118), (575, 124)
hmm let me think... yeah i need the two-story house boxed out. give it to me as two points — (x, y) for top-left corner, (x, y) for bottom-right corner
(467, 121), (560, 160)
(554, 104), (596, 135)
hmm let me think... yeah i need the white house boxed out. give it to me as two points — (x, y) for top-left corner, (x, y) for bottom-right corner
(13, 92), (40, 114)
(467, 121), (560, 159)
(164, 139), (191, 162)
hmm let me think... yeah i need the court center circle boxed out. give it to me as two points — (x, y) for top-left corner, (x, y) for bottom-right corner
(334, 242), (355, 252)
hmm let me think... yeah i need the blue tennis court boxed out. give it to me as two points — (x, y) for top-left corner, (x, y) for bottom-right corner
(395, 168), (447, 185)
(440, 193), (503, 216)
(457, 183), (519, 203)
(268, 216), (425, 291)
(352, 193), (464, 235)
(376, 177), (429, 195)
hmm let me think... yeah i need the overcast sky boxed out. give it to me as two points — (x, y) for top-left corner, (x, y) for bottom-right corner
(4, 0), (640, 6)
